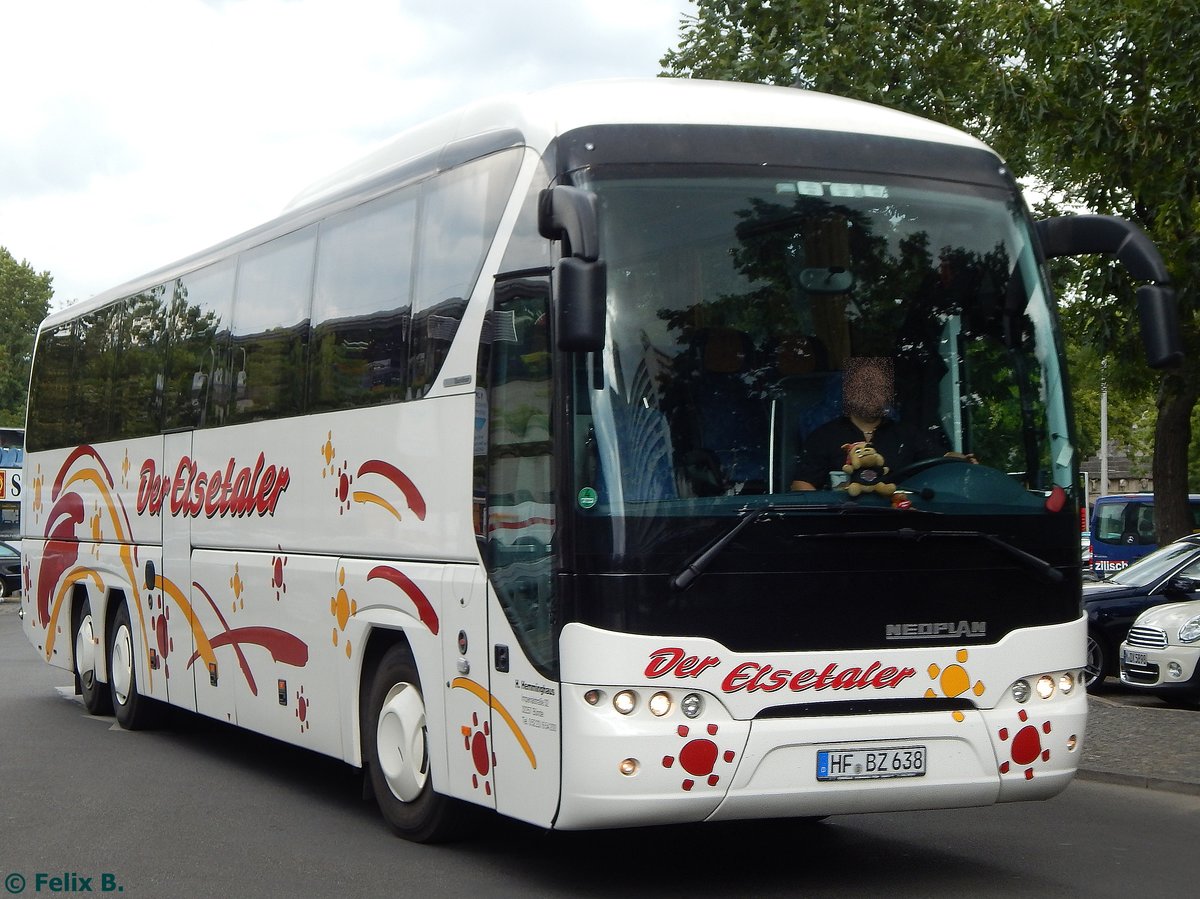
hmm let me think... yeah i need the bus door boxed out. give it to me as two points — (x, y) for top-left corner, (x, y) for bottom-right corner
(478, 275), (563, 827)
(157, 431), (201, 715)
(438, 563), (497, 810)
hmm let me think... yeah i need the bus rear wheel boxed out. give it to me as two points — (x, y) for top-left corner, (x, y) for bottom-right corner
(362, 643), (476, 843)
(75, 596), (112, 715)
(108, 600), (158, 730)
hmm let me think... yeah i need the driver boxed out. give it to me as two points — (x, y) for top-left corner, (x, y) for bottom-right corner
(791, 357), (972, 491)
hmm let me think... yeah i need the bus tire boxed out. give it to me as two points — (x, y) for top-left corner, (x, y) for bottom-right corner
(75, 596), (112, 715)
(362, 642), (476, 843)
(1084, 628), (1107, 691)
(108, 600), (157, 730)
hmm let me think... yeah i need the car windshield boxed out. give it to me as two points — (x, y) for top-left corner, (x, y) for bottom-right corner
(0, 543), (17, 560)
(1107, 541), (1199, 588)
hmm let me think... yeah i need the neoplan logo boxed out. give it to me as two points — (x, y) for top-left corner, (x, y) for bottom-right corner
(885, 621), (987, 640)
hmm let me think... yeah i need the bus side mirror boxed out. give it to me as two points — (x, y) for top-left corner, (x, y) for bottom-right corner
(1035, 215), (1183, 368)
(1137, 284), (1184, 369)
(539, 185), (607, 352)
(554, 257), (608, 352)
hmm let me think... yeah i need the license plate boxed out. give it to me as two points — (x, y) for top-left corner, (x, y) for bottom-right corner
(816, 745), (927, 781)
(1124, 649), (1148, 666)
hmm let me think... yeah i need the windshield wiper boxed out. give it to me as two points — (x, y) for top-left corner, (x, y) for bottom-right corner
(671, 501), (938, 590)
(830, 527), (1064, 583)
(672, 506), (768, 590)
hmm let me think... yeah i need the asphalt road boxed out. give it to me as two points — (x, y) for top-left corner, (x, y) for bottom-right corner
(3, 594), (1199, 898)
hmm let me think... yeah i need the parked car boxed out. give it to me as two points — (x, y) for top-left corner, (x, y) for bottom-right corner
(1082, 534), (1200, 690)
(1120, 598), (1200, 706)
(0, 540), (21, 598)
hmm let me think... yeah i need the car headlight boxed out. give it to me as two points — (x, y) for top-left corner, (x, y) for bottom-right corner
(1179, 615), (1200, 644)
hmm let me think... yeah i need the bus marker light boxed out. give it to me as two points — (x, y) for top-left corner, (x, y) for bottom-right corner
(681, 693), (704, 719)
(1067, 734), (1078, 752)
(614, 691), (637, 715)
(1011, 680), (1031, 703)
(649, 692), (672, 717)
(619, 758), (639, 776)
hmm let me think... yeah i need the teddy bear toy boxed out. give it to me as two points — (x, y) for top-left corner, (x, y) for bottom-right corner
(840, 441), (897, 497)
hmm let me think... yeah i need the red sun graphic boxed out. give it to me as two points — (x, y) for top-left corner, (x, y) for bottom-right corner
(661, 724), (737, 791)
(462, 712), (494, 795)
(150, 593), (172, 678)
(335, 461), (353, 513)
(998, 708), (1052, 779)
(271, 548), (287, 601)
(295, 686), (311, 733)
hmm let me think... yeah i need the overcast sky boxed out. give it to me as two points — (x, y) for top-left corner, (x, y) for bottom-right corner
(0, 0), (695, 308)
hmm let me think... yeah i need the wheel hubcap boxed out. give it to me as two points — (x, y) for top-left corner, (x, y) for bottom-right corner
(112, 623), (133, 705)
(376, 683), (429, 802)
(75, 614), (98, 690)
(1085, 636), (1102, 686)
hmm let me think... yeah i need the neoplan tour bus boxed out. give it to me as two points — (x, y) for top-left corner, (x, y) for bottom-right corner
(19, 79), (1182, 842)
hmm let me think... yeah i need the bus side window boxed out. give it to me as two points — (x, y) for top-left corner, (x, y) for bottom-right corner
(228, 226), (316, 424)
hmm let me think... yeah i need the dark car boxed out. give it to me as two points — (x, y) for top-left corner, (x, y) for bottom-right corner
(1084, 534), (1200, 689)
(0, 540), (21, 599)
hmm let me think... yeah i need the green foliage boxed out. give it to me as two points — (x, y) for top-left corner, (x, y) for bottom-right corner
(1064, 337), (1156, 476)
(663, 0), (1200, 535)
(0, 247), (53, 427)
(663, 1), (989, 126)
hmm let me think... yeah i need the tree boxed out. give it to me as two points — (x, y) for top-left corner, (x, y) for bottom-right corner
(663, 0), (1200, 540)
(0, 247), (52, 426)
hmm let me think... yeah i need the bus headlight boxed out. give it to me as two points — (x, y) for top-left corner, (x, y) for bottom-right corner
(613, 690), (637, 715)
(648, 692), (672, 717)
(1058, 672), (1075, 694)
(1011, 680), (1031, 703)
(1035, 675), (1055, 700)
(681, 693), (704, 719)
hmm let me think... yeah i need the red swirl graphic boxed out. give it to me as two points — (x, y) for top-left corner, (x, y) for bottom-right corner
(357, 460), (426, 521)
(368, 565), (439, 634)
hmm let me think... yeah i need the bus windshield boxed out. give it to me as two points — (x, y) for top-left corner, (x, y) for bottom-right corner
(570, 167), (1072, 527)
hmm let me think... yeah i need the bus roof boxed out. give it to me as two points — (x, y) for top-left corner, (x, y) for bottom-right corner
(286, 77), (994, 211)
(41, 78), (997, 329)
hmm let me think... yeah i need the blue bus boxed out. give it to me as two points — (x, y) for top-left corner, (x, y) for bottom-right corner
(1089, 493), (1200, 574)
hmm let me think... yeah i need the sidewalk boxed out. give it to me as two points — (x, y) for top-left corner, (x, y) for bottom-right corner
(1077, 690), (1200, 795)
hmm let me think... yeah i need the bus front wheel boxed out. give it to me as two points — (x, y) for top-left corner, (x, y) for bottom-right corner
(362, 642), (476, 843)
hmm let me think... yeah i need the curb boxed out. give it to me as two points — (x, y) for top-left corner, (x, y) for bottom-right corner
(1074, 767), (1200, 797)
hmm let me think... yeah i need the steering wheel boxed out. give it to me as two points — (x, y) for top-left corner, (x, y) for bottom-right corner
(890, 455), (973, 482)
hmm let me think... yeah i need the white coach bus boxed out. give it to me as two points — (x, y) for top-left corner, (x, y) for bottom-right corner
(19, 78), (1181, 841)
